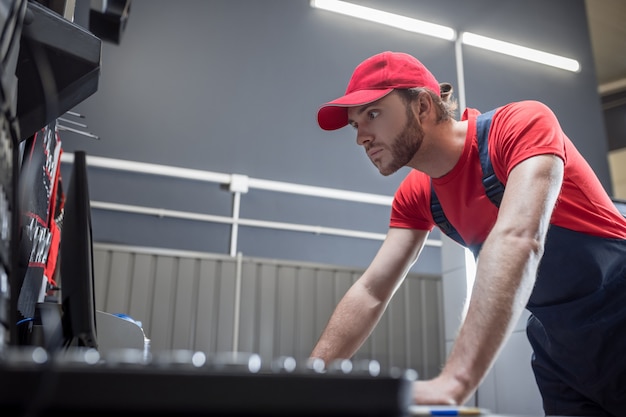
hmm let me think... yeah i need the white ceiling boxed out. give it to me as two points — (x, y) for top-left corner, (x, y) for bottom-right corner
(585, 0), (626, 95)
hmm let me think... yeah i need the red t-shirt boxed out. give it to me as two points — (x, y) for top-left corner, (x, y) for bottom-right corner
(390, 100), (626, 247)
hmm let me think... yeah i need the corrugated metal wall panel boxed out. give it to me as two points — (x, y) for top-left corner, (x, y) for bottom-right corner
(276, 265), (297, 357)
(93, 243), (443, 378)
(194, 259), (222, 353)
(294, 267), (317, 359)
(128, 254), (156, 331)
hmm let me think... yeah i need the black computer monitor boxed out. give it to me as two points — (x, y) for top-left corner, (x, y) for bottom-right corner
(58, 150), (98, 349)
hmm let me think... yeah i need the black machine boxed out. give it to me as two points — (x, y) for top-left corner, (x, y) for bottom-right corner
(58, 151), (98, 349)
(6, 0), (102, 349)
(0, 349), (416, 416)
(15, 0), (102, 141)
(0, 0), (25, 351)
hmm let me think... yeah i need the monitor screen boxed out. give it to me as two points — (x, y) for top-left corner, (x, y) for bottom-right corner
(59, 150), (97, 349)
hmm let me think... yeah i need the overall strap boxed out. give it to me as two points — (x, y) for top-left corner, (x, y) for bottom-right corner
(430, 191), (467, 247)
(476, 109), (503, 207)
(430, 109), (504, 256)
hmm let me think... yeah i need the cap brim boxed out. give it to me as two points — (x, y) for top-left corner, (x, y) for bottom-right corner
(317, 88), (393, 131)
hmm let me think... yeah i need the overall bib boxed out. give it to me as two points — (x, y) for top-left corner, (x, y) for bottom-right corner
(432, 111), (626, 415)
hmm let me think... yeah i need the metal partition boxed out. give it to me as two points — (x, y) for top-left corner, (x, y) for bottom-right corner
(93, 243), (445, 379)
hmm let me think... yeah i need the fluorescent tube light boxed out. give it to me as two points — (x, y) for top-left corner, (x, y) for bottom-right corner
(461, 32), (580, 72)
(310, 0), (456, 41)
(310, 1), (581, 73)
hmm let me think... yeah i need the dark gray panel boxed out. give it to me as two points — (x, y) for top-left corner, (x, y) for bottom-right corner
(239, 190), (391, 233)
(90, 209), (233, 254)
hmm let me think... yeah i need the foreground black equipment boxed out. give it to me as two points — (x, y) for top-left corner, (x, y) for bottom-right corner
(0, 347), (416, 416)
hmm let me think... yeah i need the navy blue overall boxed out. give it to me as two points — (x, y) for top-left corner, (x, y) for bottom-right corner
(431, 111), (626, 416)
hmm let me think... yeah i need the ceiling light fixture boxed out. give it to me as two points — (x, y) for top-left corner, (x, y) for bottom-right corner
(311, 0), (580, 73)
(310, 0), (456, 41)
(461, 32), (580, 72)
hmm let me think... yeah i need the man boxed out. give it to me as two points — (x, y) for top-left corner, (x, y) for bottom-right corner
(311, 51), (626, 416)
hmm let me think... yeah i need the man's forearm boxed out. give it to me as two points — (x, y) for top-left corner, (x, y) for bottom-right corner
(432, 155), (563, 404)
(439, 233), (540, 403)
(311, 282), (387, 364)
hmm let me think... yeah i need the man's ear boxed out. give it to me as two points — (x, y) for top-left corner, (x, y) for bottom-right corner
(414, 92), (432, 121)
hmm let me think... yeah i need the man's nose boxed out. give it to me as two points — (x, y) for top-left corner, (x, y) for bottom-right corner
(356, 130), (372, 147)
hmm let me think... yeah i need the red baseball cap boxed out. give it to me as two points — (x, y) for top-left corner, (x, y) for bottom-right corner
(317, 51), (440, 131)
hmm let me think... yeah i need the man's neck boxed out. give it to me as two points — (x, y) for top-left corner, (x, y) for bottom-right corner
(407, 119), (468, 178)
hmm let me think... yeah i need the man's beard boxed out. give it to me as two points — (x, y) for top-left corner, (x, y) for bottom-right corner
(377, 108), (424, 176)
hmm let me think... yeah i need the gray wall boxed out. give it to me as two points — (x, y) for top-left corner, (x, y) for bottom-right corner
(58, 0), (608, 276)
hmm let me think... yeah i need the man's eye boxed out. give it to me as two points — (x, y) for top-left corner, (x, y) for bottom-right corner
(367, 110), (380, 120)
(349, 122), (358, 129)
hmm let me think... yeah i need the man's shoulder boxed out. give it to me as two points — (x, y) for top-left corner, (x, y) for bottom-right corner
(491, 100), (559, 132)
(496, 100), (555, 117)
(398, 169), (430, 187)
(394, 170), (430, 201)
(391, 170), (433, 226)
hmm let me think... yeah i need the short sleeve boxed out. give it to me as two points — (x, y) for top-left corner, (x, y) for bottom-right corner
(389, 170), (434, 231)
(492, 101), (567, 181)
